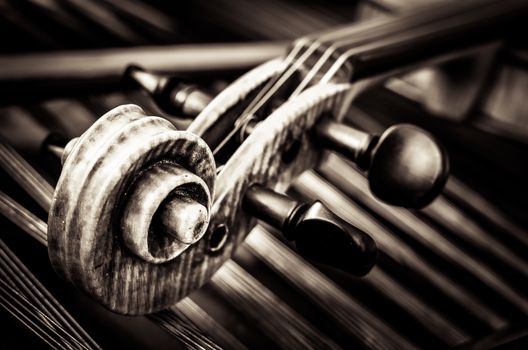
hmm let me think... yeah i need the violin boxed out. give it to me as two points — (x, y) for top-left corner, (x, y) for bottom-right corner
(8, 0), (525, 315)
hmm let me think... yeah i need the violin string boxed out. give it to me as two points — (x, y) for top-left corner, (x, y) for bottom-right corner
(0, 238), (99, 349)
(238, 0), (506, 129)
(0, 250), (67, 332)
(0, 239), (98, 350)
(0, 191), (225, 349)
(1, 188), (345, 350)
(170, 299), (248, 350)
(229, 17), (379, 126)
(233, 13), (389, 120)
(0, 100), (416, 349)
(210, 41), (309, 154)
(210, 260), (341, 350)
(0, 138), (54, 212)
(216, 35), (356, 155)
(291, 169), (507, 329)
(0, 275), (78, 350)
(0, 277), (92, 350)
(214, 1), (457, 152)
(212, 28), (358, 155)
(238, 24), (362, 121)
(242, 0), (388, 115)
(299, 0), (518, 87)
(316, 155), (528, 314)
(0, 286), (63, 350)
(239, 38), (320, 118)
(0, 156), (344, 349)
(0, 190), (47, 245)
(148, 312), (223, 350)
(0, 144), (245, 348)
(244, 226), (466, 347)
(287, 5), (423, 95)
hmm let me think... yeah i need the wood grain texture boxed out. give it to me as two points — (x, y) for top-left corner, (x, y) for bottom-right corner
(44, 57), (357, 314)
(187, 58), (286, 136)
(121, 162), (211, 263)
(48, 104), (216, 314)
(184, 82), (356, 302)
(45, 51), (389, 315)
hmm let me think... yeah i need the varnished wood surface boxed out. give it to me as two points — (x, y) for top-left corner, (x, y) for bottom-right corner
(1, 83), (527, 348)
(187, 58), (285, 138)
(1, 0), (527, 348)
(48, 105), (216, 314)
(180, 82), (355, 311)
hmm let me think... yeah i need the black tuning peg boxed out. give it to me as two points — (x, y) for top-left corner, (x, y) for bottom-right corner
(316, 120), (449, 209)
(0, 107), (68, 158)
(243, 184), (377, 276)
(124, 65), (212, 118)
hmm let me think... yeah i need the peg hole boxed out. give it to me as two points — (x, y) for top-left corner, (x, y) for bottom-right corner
(208, 224), (229, 253)
(282, 139), (302, 164)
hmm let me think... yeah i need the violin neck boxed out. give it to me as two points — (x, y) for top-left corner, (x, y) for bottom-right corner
(304, 0), (526, 82)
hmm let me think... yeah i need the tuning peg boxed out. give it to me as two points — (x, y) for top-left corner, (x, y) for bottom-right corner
(243, 184), (377, 276)
(316, 120), (449, 209)
(0, 107), (67, 157)
(124, 65), (212, 117)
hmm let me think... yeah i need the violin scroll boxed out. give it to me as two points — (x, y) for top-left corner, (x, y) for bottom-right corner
(48, 104), (215, 314)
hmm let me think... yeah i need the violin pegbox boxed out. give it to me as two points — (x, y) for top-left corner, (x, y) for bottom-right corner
(48, 104), (215, 314)
(198, 82), (377, 279)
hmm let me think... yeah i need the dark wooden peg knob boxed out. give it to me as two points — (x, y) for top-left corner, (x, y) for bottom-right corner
(0, 107), (66, 157)
(243, 185), (377, 276)
(316, 121), (449, 208)
(124, 65), (211, 117)
(367, 124), (449, 209)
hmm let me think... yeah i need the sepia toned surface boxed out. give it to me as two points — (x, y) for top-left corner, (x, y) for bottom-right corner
(0, 0), (527, 349)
